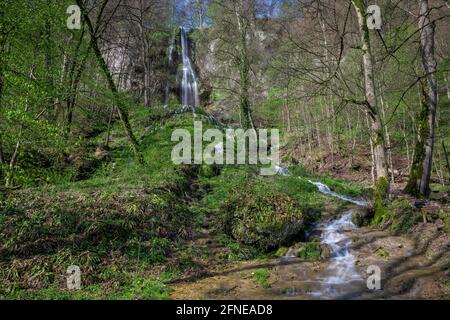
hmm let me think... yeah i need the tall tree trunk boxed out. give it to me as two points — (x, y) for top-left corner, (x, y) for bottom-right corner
(352, 0), (390, 197)
(284, 84), (291, 132)
(0, 25), (5, 166)
(405, 84), (429, 195)
(235, 3), (254, 129)
(65, 24), (86, 133)
(138, 15), (150, 108)
(442, 141), (450, 176)
(418, 0), (438, 197)
(76, 0), (141, 160)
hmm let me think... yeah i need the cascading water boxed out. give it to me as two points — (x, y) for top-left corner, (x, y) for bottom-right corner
(309, 180), (368, 298)
(311, 209), (363, 298)
(180, 27), (200, 110)
(308, 181), (369, 207)
(276, 167), (368, 298)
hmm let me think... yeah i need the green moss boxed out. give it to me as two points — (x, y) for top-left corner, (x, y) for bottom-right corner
(373, 176), (390, 225)
(405, 87), (429, 196)
(439, 211), (450, 233)
(375, 247), (389, 258)
(218, 183), (304, 251)
(371, 198), (422, 234)
(1, 275), (171, 300)
(253, 269), (271, 289)
(297, 241), (322, 261)
(389, 199), (421, 234)
(275, 247), (289, 257)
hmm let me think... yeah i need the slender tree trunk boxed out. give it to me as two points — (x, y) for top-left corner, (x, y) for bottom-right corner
(284, 83), (291, 132)
(65, 24), (86, 133)
(380, 94), (395, 185)
(0, 27), (5, 166)
(235, 3), (253, 129)
(418, 0), (438, 197)
(138, 15), (150, 108)
(446, 69), (450, 101)
(77, 0), (141, 160)
(442, 141), (450, 176)
(405, 84), (429, 195)
(67, 48), (90, 133)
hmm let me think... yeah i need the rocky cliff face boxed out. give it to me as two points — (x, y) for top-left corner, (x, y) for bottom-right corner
(190, 23), (281, 113)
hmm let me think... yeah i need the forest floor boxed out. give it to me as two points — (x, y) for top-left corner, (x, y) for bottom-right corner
(0, 106), (449, 300)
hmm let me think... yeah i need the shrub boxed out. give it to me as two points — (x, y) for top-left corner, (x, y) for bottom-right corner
(218, 183), (304, 251)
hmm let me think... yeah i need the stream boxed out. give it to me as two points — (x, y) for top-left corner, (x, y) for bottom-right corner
(310, 209), (364, 298)
(278, 166), (369, 298)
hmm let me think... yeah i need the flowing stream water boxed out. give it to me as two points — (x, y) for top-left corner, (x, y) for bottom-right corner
(275, 168), (369, 298)
(308, 180), (368, 298)
(310, 209), (364, 298)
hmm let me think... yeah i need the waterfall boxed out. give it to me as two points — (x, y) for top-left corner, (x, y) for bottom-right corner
(180, 27), (200, 110)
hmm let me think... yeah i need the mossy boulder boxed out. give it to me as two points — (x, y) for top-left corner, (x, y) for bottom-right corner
(275, 247), (289, 257)
(200, 164), (220, 178)
(352, 207), (374, 227)
(389, 199), (421, 234)
(219, 184), (304, 251)
(296, 241), (321, 260)
(373, 176), (390, 225)
(293, 241), (331, 260)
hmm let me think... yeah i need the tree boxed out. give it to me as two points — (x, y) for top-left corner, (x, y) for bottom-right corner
(405, 0), (439, 197)
(352, 0), (389, 196)
(209, 0), (257, 129)
(76, 0), (142, 159)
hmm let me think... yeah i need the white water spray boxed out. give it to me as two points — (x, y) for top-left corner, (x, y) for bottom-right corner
(275, 165), (367, 297)
(180, 27), (200, 110)
(309, 181), (369, 207)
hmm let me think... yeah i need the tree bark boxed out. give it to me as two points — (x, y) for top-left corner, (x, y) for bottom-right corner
(418, 0), (438, 197)
(235, 2), (254, 130)
(352, 0), (390, 195)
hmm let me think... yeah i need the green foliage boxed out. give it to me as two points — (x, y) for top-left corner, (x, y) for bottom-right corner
(0, 171), (195, 293)
(387, 199), (422, 235)
(2, 275), (171, 300)
(373, 177), (390, 225)
(439, 211), (450, 233)
(218, 182), (304, 251)
(297, 241), (322, 261)
(375, 247), (390, 258)
(253, 269), (271, 289)
(126, 238), (171, 265)
(216, 234), (263, 261)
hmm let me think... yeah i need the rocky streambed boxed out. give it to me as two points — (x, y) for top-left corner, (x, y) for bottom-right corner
(170, 206), (449, 300)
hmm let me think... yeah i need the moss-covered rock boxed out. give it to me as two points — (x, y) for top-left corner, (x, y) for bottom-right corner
(274, 247), (289, 257)
(373, 176), (390, 225)
(352, 207), (374, 227)
(389, 199), (421, 235)
(219, 184), (304, 251)
(296, 241), (322, 260)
